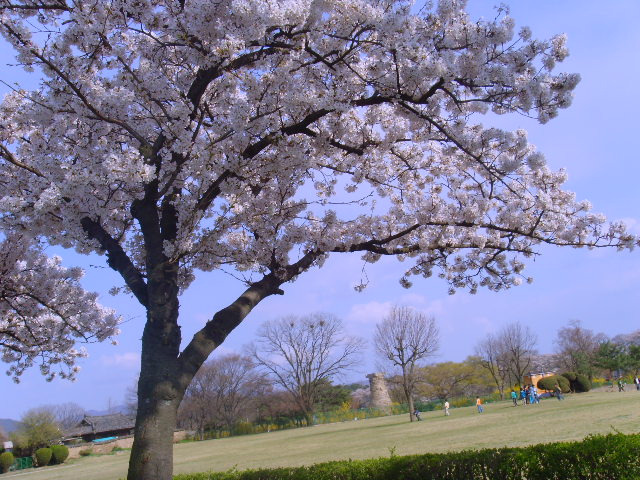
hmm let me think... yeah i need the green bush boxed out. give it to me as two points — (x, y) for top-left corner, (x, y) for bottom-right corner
(51, 445), (69, 464)
(79, 448), (93, 457)
(537, 375), (570, 393)
(34, 447), (52, 467)
(574, 374), (591, 392)
(0, 451), (14, 473)
(172, 433), (640, 480)
(561, 372), (591, 392)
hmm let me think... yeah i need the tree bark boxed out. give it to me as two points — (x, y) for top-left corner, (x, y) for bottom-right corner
(127, 301), (185, 480)
(127, 311), (185, 479)
(127, 376), (181, 480)
(403, 370), (415, 422)
(127, 247), (184, 480)
(407, 394), (415, 422)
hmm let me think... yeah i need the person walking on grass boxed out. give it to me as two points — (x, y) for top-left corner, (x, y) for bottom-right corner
(511, 390), (518, 406)
(444, 400), (450, 416)
(532, 385), (540, 404)
(634, 376), (640, 391)
(476, 397), (484, 413)
(554, 384), (564, 401)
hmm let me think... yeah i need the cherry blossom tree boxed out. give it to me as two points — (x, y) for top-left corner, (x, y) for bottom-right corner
(0, 235), (119, 382)
(0, 1), (636, 479)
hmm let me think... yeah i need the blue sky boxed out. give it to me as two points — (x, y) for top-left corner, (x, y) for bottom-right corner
(2, 1), (639, 420)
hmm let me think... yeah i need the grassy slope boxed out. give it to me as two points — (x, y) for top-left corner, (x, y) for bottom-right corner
(5, 390), (640, 480)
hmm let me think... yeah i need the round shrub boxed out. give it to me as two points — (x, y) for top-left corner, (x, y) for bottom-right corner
(34, 447), (52, 467)
(51, 445), (69, 464)
(0, 451), (14, 473)
(574, 374), (592, 392)
(537, 375), (570, 393)
(561, 371), (591, 392)
(78, 448), (93, 457)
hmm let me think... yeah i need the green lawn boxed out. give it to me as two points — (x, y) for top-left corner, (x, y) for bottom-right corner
(5, 390), (640, 480)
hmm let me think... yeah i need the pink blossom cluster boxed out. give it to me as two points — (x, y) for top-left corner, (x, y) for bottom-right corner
(0, 235), (120, 381)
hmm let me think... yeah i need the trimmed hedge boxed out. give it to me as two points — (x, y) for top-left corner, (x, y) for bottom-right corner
(562, 372), (591, 393)
(34, 447), (52, 467)
(537, 375), (570, 393)
(574, 374), (591, 392)
(51, 445), (69, 464)
(174, 433), (640, 480)
(0, 451), (14, 473)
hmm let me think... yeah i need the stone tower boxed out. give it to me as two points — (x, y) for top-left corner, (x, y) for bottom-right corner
(366, 372), (392, 413)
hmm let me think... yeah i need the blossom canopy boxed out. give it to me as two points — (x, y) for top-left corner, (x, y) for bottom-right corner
(0, 0), (633, 305)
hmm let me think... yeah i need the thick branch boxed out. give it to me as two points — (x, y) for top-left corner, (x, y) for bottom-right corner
(187, 47), (280, 109)
(177, 273), (284, 386)
(0, 144), (45, 177)
(242, 108), (333, 159)
(177, 250), (321, 386)
(194, 170), (234, 212)
(80, 217), (148, 307)
(0, 1), (69, 11)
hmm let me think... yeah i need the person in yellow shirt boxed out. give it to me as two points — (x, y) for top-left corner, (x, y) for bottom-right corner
(476, 397), (483, 413)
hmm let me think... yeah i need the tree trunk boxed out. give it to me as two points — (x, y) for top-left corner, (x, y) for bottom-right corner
(408, 394), (415, 422)
(402, 368), (415, 422)
(127, 318), (186, 480)
(127, 259), (185, 480)
(127, 381), (181, 480)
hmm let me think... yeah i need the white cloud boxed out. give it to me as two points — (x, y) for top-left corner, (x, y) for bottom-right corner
(100, 352), (139, 369)
(619, 217), (640, 235)
(345, 301), (392, 326)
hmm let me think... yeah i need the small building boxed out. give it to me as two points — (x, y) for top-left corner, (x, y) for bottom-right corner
(64, 413), (135, 443)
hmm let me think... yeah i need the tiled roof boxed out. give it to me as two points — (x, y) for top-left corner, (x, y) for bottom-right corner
(65, 413), (134, 437)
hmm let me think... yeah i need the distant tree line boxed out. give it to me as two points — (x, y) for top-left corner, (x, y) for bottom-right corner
(7, 311), (640, 447)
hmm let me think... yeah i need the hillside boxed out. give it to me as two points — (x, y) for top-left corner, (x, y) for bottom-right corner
(0, 418), (20, 434)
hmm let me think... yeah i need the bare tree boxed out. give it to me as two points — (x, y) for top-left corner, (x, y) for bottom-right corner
(249, 313), (364, 425)
(475, 334), (512, 399)
(501, 322), (538, 386)
(49, 402), (86, 432)
(178, 354), (262, 439)
(124, 377), (139, 418)
(0, 425), (7, 442)
(555, 320), (607, 379)
(374, 305), (439, 421)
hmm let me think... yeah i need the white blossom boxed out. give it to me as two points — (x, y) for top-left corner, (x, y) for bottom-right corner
(0, 235), (120, 381)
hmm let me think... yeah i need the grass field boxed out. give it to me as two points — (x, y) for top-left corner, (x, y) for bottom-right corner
(5, 389), (640, 480)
